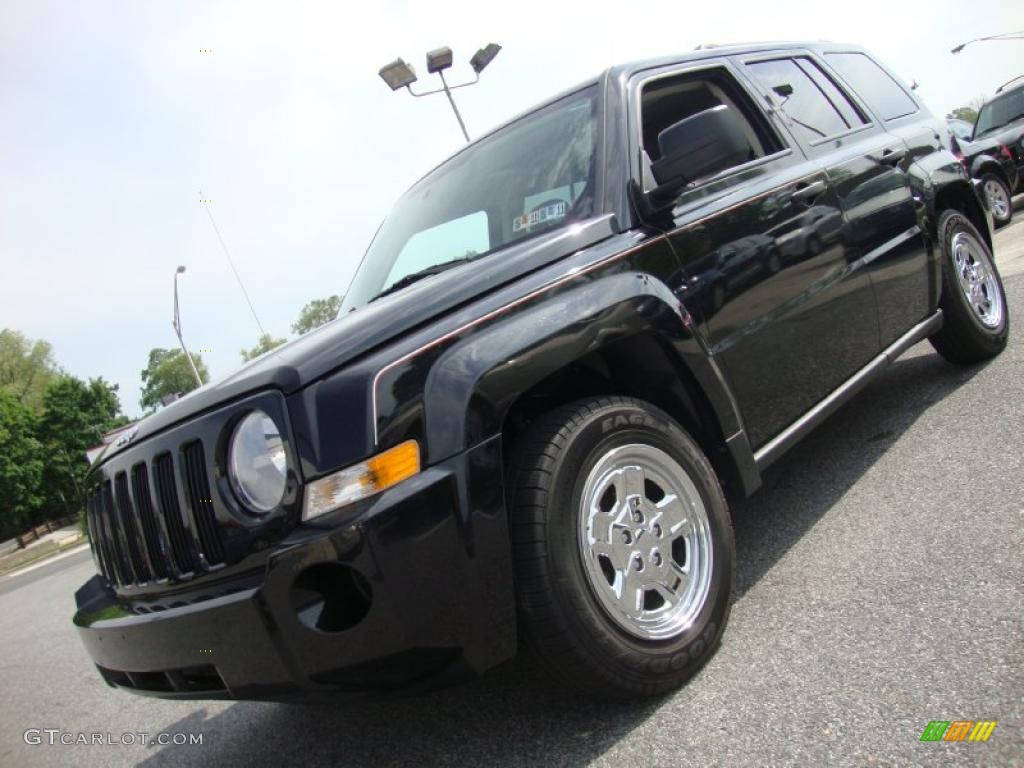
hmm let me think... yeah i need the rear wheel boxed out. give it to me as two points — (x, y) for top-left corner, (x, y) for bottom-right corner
(929, 210), (1009, 364)
(507, 396), (734, 699)
(980, 173), (1012, 228)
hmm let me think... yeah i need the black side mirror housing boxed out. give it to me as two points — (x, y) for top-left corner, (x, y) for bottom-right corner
(650, 104), (752, 188)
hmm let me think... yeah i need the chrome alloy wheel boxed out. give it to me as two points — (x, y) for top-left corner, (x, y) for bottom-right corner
(951, 230), (1004, 329)
(578, 444), (712, 641)
(983, 178), (1010, 222)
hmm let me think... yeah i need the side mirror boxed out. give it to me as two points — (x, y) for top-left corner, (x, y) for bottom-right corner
(650, 105), (752, 190)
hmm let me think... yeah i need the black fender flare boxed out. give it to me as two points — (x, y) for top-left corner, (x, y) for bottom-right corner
(417, 271), (759, 493)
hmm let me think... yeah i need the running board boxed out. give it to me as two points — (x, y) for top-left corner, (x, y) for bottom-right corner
(753, 310), (943, 470)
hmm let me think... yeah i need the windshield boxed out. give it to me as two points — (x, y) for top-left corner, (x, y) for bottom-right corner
(975, 88), (1024, 137)
(342, 86), (599, 310)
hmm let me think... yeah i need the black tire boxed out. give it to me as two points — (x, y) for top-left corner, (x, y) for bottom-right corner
(507, 396), (734, 699)
(929, 209), (1009, 365)
(980, 173), (1013, 228)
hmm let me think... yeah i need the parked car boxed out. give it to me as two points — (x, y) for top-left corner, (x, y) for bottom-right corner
(947, 117), (974, 141)
(949, 130), (1017, 227)
(972, 76), (1024, 191)
(73, 42), (1008, 702)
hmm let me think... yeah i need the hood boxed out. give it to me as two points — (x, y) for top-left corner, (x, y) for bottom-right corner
(103, 215), (618, 464)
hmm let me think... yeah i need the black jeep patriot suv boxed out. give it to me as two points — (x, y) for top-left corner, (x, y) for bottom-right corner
(74, 42), (1008, 700)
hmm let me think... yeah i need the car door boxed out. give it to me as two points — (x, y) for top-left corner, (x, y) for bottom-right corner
(631, 60), (880, 450)
(819, 49), (936, 346)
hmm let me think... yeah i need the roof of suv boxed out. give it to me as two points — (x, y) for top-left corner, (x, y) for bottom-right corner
(604, 40), (855, 80)
(398, 41), (869, 202)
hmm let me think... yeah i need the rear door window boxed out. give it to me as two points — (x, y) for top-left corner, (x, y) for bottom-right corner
(746, 58), (861, 144)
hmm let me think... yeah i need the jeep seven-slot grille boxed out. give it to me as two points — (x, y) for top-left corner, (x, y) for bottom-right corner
(86, 444), (225, 587)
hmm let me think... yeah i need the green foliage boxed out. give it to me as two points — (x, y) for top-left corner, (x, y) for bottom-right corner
(36, 376), (125, 519)
(0, 329), (60, 412)
(139, 348), (209, 411)
(241, 333), (287, 362)
(0, 392), (45, 538)
(292, 295), (342, 335)
(949, 106), (978, 124)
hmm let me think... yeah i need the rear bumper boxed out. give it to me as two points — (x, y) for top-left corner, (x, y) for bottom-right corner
(73, 436), (517, 700)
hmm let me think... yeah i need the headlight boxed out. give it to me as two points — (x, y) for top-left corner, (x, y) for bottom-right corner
(228, 410), (288, 514)
(303, 440), (420, 521)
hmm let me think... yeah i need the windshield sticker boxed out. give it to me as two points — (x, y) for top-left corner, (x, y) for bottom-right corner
(513, 201), (567, 232)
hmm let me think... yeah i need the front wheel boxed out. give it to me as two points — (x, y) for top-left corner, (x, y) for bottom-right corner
(929, 209), (1009, 365)
(507, 396), (734, 699)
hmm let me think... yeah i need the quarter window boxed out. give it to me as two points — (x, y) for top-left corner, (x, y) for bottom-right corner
(824, 52), (918, 121)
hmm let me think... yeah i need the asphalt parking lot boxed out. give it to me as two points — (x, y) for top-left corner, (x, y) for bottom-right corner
(1, 213), (1021, 768)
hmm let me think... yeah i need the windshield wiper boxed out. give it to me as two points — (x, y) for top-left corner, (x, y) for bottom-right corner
(371, 256), (475, 301)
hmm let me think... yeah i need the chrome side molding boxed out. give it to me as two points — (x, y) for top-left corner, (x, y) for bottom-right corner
(753, 310), (944, 469)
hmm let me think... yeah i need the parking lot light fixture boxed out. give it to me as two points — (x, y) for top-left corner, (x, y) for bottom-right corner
(378, 43), (501, 143)
(378, 58), (418, 91)
(426, 47), (453, 74)
(470, 43), (501, 74)
(951, 30), (1024, 54)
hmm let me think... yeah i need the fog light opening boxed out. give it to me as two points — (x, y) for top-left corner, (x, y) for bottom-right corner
(290, 563), (372, 633)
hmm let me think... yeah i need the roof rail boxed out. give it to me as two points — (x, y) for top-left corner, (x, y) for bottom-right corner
(996, 75), (1024, 93)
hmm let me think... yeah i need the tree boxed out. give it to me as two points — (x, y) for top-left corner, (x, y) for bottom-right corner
(949, 106), (978, 124)
(241, 333), (287, 362)
(0, 392), (45, 538)
(0, 329), (60, 412)
(36, 376), (125, 519)
(139, 348), (209, 411)
(292, 295), (342, 335)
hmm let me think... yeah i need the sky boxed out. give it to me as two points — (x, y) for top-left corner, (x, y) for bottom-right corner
(2, 0), (1022, 418)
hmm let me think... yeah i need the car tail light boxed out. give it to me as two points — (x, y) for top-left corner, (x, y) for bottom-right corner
(999, 144), (1014, 161)
(953, 150), (967, 171)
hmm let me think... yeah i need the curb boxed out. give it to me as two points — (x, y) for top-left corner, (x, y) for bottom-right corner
(0, 536), (88, 578)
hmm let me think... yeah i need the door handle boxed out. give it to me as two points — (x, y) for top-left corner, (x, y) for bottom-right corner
(876, 148), (907, 167)
(791, 180), (826, 204)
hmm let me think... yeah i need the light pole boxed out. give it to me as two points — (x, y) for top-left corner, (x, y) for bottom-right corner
(951, 31), (1024, 54)
(172, 265), (203, 387)
(379, 43), (501, 142)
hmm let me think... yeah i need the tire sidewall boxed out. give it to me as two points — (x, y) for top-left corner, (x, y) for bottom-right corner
(543, 401), (733, 674)
(939, 210), (1008, 339)
(981, 173), (1012, 226)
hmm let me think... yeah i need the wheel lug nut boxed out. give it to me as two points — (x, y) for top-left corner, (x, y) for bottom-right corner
(621, 530), (632, 545)
(653, 552), (662, 566)
(652, 524), (662, 537)
(633, 556), (643, 571)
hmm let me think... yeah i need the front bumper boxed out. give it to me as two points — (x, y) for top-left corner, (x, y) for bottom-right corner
(73, 436), (517, 700)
